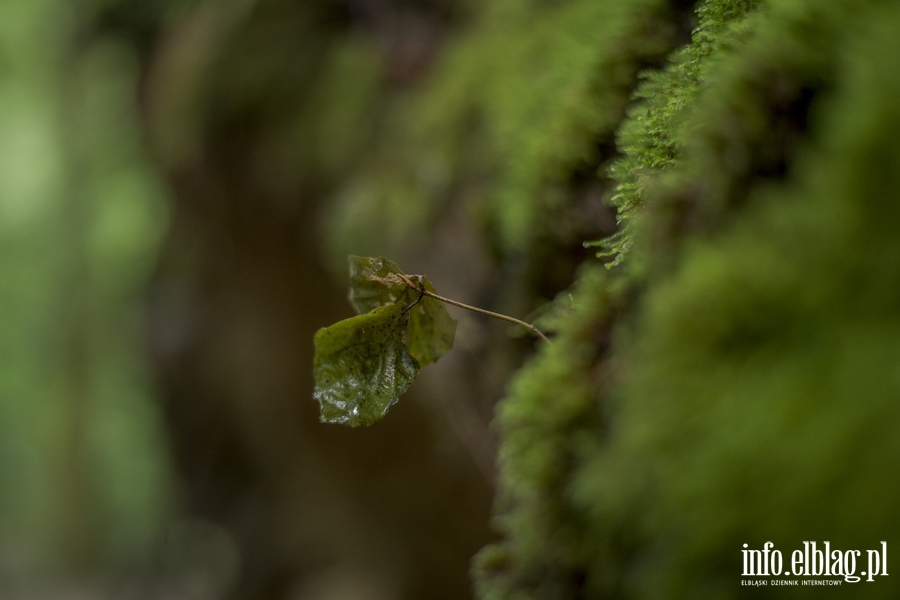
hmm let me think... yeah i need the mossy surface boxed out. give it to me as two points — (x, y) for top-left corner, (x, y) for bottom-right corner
(477, 0), (900, 598)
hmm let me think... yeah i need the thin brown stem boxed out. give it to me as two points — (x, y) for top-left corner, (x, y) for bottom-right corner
(398, 275), (551, 344)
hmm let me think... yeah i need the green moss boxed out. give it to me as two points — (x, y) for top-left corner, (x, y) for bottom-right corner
(473, 264), (614, 600)
(578, 6), (900, 597)
(590, 0), (762, 265)
(480, 0), (900, 598)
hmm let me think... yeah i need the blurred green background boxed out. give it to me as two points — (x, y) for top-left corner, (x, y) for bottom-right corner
(0, 0), (173, 585)
(2, 0), (502, 597)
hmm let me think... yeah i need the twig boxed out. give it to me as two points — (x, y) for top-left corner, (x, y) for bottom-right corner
(398, 274), (551, 344)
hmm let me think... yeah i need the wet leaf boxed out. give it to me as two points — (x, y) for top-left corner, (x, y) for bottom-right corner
(314, 303), (419, 426)
(348, 255), (408, 314)
(407, 279), (457, 366)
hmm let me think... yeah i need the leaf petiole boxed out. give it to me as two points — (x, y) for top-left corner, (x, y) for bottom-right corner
(404, 277), (426, 312)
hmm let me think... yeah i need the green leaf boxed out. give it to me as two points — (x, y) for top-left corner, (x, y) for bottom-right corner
(348, 255), (456, 366)
(348, 255), (408, 314)
(314, 303), (420, 426)
(407, 279), (457, 366)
